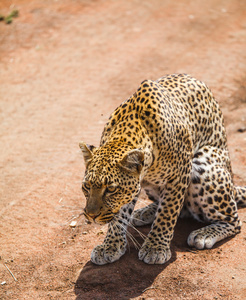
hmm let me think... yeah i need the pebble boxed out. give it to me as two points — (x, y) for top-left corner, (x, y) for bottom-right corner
(237, 127), (246, 133)
(69, 221), (77, 228)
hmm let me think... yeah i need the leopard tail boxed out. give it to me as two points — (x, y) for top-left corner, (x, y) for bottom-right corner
(234, 186), (246, 207)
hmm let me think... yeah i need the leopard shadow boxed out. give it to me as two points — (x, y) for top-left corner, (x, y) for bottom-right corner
(74, 217), (236, 299)
(74, 225), (175, 300)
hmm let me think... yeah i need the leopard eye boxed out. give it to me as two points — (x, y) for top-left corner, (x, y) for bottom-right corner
(105, 185), (118, 194)
(82, 182), (91, 192)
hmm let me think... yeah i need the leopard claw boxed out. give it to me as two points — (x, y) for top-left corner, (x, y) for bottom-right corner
(138, 243), (171, 264)
(91, 244), (126, 265)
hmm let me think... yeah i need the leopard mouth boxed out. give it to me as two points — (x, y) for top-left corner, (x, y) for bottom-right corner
(97, 213), (114, 224)
(83, 210), (114, 224)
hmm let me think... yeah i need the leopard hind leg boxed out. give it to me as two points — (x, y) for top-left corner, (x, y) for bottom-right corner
(185, 147), (241, 249)
(234, 186), (246, 207)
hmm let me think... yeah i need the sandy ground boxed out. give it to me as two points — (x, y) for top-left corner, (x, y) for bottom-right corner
(0, 0), (246, 299)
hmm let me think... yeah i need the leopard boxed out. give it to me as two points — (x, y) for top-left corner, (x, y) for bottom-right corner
(79, 73), (246, 265)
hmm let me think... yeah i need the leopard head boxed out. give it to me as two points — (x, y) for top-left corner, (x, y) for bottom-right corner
(79, 141), (144, 224)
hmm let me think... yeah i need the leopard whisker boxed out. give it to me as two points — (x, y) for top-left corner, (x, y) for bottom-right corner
(114, 216), (144, 246)
(109, 221), (128, 251)
(114, 219), (141, 250)
(65, 213), (83, 225)
(60, 205), (83, 210)
(127, 222), (147, 240)
(110, 222), (132, 251)
(113, 214), (147, 240)
(130, 215), (151, 225)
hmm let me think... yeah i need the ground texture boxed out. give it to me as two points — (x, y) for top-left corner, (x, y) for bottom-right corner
(0, 0), (246, 299)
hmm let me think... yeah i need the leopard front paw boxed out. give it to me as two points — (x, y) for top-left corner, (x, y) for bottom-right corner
(91, 243), (127, 265)
(131, 203), (157, 227)
(138, 242), (171, 264)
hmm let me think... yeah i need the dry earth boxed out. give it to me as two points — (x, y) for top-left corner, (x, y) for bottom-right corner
(0, 0), (246, 299)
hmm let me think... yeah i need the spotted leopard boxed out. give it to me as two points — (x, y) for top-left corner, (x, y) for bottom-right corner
(79, 74), (246, 265)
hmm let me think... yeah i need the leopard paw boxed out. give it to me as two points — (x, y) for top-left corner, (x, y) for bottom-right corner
(138, 242), (171, 264)
(91, 243), (127, 265)
(187, 229), (216, 249)
(131, 203), (157, 226)
(187, 224), (224, 249)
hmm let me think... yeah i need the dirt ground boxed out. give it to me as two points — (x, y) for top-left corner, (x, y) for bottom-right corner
(0, 0), (246, 299)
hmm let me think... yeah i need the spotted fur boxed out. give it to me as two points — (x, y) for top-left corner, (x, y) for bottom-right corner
(79, 74), (246, 265)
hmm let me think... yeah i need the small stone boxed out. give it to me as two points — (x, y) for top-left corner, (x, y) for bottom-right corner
(96, 230), (104, 236)
(237, 127), (246, 133)
(69, 221), (77, 228)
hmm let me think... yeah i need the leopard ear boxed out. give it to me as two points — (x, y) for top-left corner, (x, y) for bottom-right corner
(79, 142), (95, 166)
(119, 149), (144, 174)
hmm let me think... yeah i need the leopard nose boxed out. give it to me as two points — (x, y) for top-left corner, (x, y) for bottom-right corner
(84, 208), (101, 220)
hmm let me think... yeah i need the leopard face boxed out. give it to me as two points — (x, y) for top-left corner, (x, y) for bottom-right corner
(80, 141), (144, 224)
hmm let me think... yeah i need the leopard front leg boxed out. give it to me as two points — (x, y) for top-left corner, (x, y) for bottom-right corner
(139, 177), (190, 264)
(91, 199), (137, 265)
(91, 222), (127, 265)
